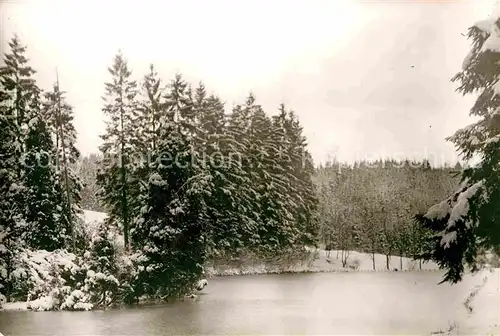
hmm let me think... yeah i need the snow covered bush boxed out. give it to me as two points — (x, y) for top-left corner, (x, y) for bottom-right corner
(5, 220), (126, 311)
(9, 249), (87, 310)
(82, 220), (120, 307)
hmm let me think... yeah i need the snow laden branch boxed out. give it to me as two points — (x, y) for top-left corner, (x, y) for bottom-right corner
(425, 180), (484, 248)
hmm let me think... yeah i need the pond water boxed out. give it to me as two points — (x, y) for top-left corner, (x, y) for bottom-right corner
(0, 271), (492, 335)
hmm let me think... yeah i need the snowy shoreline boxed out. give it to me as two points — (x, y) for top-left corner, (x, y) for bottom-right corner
(1, 248), (441, 312)
(205, 248), (441, 278)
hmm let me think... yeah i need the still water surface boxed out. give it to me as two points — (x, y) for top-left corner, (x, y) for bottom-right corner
(0, 272), (485, 335)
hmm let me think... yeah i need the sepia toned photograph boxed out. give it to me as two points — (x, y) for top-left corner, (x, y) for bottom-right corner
(0, 0), (499, 335)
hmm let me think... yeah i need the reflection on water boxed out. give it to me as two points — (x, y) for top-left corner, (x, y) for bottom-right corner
(0, 272), (487, 335)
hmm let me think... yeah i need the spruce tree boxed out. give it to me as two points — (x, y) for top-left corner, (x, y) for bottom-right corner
(284, 110), (319, 247)
(23, 89), (69, 251)
(225, 103), (258, 251)
(138, 64), (164, 152)
(0, 36), (37, 145)
(195, 90), (246, 257)
(134, 74), (210, 298)
(416, 16), (500, 283)
(0, 35), (40, 299)
(86, 221), (119, 307)
(97, 51), (139, 251)
(246, 97), (295, 254)
(0, 70), (26, 302)
(130, 64), (165, 249)
(42, 79), (83, 250)
(0, 35), (38, 221)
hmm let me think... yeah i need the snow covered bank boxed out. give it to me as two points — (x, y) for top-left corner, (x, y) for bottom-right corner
(429, 268), (500, 336)
(1, 301), (28, 311)
(206, 249), (441, 277)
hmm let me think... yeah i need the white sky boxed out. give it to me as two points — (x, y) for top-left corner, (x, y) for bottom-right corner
(0, 0), (498, 165)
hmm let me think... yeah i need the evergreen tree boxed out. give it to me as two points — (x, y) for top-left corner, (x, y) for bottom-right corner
(0, 35), (38, 218)
(0, 68), (26, 302)
(0, 35), (40, 299)
(130, 64), (165, 249)
(284, 110), (319, 247)
(97, 51), (139, 251)
(198, 92), (247, 257)
(23, 92), (69, 251)
(137, 64), (165, 153)
(192, 82), (209, 151)
(133, 74), (210, 299)
(42, 79), (83, 249)
(0, 36), (37, 147)
(416, 16), (500, 283)
(85, 221), (119, 307)
(225, 103), (258, 251)
(249, 101), (296, 254)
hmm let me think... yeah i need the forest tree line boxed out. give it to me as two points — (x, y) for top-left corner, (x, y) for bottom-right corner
(78, 153), (461, 273)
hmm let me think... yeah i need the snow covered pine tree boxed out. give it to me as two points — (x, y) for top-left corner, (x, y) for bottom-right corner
(133, 74), (210, 299)
(416, 14), (500, 283)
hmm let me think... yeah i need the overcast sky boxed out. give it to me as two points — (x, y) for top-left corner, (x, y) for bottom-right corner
(1, 0), (498, 165)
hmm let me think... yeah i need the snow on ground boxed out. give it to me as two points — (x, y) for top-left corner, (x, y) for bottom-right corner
(463, 269), (500, 335)
(439, 269), (500, 336)
(1, 301), (29, 311)
(206, 248), (439, 277)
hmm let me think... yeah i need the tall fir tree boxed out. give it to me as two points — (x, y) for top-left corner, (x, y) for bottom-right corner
(416, 15), (500, 283)
(130, 64), (165, 249)
(225, 98), (262, 251)
(133, 74), (210, 299)
(194, 88), (247, 257)
(0, 35), (42, 300)
(23, 87), (69, 251)
(247, 97), (293, 253)
(1, 35), (69, 251)
(284, 110), (319, 247)
(42, 78), (83, 249)
(0, 65), (26, 302)
(0, 35), (38, 212)
(137, 64), (164, 153)
(97, 51), (139, 251)
(0, 36), (37, 147)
